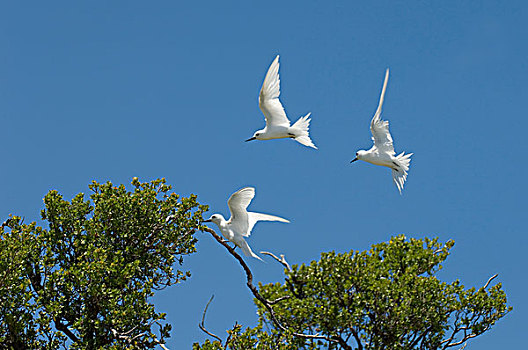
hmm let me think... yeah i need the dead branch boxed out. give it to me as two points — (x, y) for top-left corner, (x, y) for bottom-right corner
(198, 295), (222, 343)
(260, 251), (292, 272)
(483, 274), (498, 289)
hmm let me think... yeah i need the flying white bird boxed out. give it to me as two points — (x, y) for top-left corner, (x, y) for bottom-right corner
(245, 55), (317, 149)
(351, 69), (413, 194)
(203, 187), (289, 261)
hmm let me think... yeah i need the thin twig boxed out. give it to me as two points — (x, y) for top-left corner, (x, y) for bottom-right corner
(445, 332), (479, 348)
(268, 296), (291, 305)
(111, 326), (170, 350)
(441, 274), (500, 349)
(202, 227), (349, 349)
(198, 295), (222, 343)
(260, 251), (292, 272)
(483, 274), (498, 289)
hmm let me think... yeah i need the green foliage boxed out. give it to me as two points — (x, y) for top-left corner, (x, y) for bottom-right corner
(0, 218), (51, 349)
(193, 323), (319, 350)
(195, 236), (510, 350)
(1, 179), (510, 350)
(0, 178), (207, 349)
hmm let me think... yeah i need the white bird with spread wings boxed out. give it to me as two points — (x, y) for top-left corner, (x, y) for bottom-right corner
(245, 55), (317, 149)
(203, 187), (289, 261)
(351, 69), (413, 194)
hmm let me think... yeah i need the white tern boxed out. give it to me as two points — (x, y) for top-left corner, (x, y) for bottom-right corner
(203, 187), (289, 261)
(245, 55), (317, 149)
(351, 69), (413, 194)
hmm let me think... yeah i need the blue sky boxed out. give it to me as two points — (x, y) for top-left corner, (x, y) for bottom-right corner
(1, 1), (526, 348)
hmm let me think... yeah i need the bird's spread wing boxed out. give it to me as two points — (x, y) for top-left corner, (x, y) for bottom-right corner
(244, 212), (290, 237)
(258, 55), (291, 127)
(370, 69), (395, 155)
(227, 187), (255, 235)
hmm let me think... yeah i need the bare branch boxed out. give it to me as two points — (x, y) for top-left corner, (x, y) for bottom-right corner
(154, 338), (170, 350)
(268, 295), (291, 305)
(483, 274), (498, 290)
(198, 295), (222, 343)
(111, 326), (170, 350)
(445, 332), (480, 348)
(111, 328), (144, 342)
(202, 227), (350, 349)
(442, 274), (499, 349)
(260, 251), (292, 272)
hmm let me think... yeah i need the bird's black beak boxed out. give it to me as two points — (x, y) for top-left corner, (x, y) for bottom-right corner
(350, 158), (358, 163)
(202, 219), (212, 223)
(245, 137), (256, 142)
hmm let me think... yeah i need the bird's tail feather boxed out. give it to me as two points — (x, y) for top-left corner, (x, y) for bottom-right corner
(238, 239), (264, 261)
(392, 152), (413, 194)
(292, 113), (317, 149)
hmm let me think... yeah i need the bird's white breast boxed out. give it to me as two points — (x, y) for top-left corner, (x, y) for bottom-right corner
(219, 223), (236, 241)
(362, 150), (395, 168)
(259, 125), (293, 140)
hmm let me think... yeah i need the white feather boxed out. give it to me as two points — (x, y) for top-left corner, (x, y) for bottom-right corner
(206, 187), (290, 260)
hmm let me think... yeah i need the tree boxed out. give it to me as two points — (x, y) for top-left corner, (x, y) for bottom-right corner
(195, 232), (510, 350)
(0, 178), (207, 349)
(0, 179), (510, 349)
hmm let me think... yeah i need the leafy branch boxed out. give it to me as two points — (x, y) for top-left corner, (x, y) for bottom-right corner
(201, 226), (351, 349)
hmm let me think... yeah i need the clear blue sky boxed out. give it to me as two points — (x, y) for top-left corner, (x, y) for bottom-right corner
(1, 1), (526, 348)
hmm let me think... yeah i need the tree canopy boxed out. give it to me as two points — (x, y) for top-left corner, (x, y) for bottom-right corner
(194, 234), (510, 350)
(0, 179), (510, 349)
(0, 178), (206, 349)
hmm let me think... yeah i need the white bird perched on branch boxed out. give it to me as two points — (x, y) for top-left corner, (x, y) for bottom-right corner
(203, 187), (289, 261)
(350, 69), (413, 194)
(245, 55), (317, 149)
